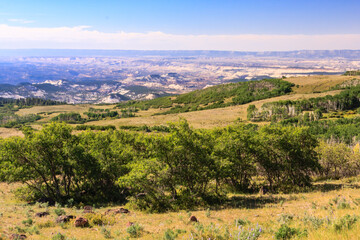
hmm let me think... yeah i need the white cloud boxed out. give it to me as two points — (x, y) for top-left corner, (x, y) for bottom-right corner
(7, 19), (35, 24)
(0, 24), (360, 51)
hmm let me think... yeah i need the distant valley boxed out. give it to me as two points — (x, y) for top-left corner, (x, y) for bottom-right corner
(0, 50), (359, 103)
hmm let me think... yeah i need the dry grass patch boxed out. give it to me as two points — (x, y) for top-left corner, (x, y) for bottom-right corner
(287, 75), (359, 94)
(0, 127), (24, 138)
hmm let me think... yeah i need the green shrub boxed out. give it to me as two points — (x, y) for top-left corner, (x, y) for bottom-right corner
(36, 220), (56, 229)
(22, 218), (33, 227)
(275, 224), (306, 240)
(163, 229), (186, 240)
(235, 218), (250, 226)
(52, 233), (66, 240)
(333, 214), (358, 231)
(85, 213), (115, 226)
(54, 208), (66, 216)
(126, 223), (144, 238)
(101, 227), (112, 239)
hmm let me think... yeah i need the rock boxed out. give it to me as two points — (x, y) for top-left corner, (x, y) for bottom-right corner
(84, 205), (93, 210)
(10, 234), (27, 239)
(83, 206), (93, 213)
(74, 217), (89, 227)
(105, 207), (130, 215)
(119, 208), (130, 214)
(126, 221), (134, 227)
(189, 216), (198, 222)
(56, 215), (76, 223)
(35, 212), (49, 217)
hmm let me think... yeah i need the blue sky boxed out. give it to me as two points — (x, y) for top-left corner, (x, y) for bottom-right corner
(0, 0), (360, 50)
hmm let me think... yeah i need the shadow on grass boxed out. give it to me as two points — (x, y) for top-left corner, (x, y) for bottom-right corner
(222, 195), (285, 209)
(311, 183), (360, 193)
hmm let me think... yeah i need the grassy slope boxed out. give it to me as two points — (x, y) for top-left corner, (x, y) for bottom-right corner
(286, 75), (356, 94)
(84, 90), (342, 129)
(1, 75), (357, 137)
(1, 180), (360, 239)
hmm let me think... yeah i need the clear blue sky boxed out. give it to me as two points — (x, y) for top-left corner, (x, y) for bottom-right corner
(0, 0), (360, 50)
(1, 0), (359, 35)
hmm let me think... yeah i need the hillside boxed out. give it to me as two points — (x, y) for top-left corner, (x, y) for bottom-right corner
(0, 75), (359, 138)
(115, 78), (294, 114)
(3, 75), (360, 240)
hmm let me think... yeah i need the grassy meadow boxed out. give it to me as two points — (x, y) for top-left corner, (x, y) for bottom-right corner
(2, 180), (360, 239)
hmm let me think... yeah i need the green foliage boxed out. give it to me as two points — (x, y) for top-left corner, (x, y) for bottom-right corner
(190, 223), (261, 240)
(126, 223), (144, 238)
(0, 120), (320, 211)
(256, 125), (320, 191)
(333, 214), (358, 231)
(163, 229), (186, 240)
(22, 218), (33, 227)
(51, 112), (85, 123)
(119, 124), (170, 133)
(343, 70), (360, 76)
(116, 79), (293, 115)
(85, 213), (116, 226)
(101, 226), (112, 239)
(205, 208), (211, 218)
(54, 208), (66, 216)
(275, 224), (306, 240)
(0, 97), (66, 107)
(74, 125), (116, 131)
(317, 141), (356, 179)
(52, 233), (66, 240)
(250, 85), (360, 122)
(0, 122), (134, 204)
(84, 107), (135, 120)
(37, 220), (56, 229)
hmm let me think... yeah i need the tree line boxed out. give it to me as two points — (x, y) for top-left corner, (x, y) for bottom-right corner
(247, 85), (360, 122)
(0, 120), (322, 212)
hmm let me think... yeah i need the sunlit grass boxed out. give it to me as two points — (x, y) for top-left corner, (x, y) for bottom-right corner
(1, 179), (360, 239)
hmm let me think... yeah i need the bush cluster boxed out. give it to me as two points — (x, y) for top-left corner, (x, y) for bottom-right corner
(0, 120), (320, 212)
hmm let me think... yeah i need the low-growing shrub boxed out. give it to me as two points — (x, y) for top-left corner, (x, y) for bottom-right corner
(37, 220), (56, 229)
(126, 223), (144, 238)
(333, 214), (358, 231)
(302, 215), (325, 229)
(54, 208), (66, 216)
(163, 229), (186, 240)
(101, 227), (112, 239)
(275, 224), (306, 240)
(22, 218), (33, 227)
(235, 218), (250, 226)
(277, 214), (294, 224)
(85, 213), (115, 226)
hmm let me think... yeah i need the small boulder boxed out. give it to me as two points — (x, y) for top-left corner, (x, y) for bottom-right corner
(56, 215), (76, 223)
(119, 208), (130, 214)
(10, 234), (27, 239)
(83, 206), (93, 213)
(74, 217), (89, 227)
(126, 221), (134, 227)
(105, 207), (130, 215)
(35, 212), (49, 217)
(189, 215), (198, 222)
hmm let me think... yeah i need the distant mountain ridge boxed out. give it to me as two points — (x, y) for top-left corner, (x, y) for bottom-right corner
(0, 49), (360, 59)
